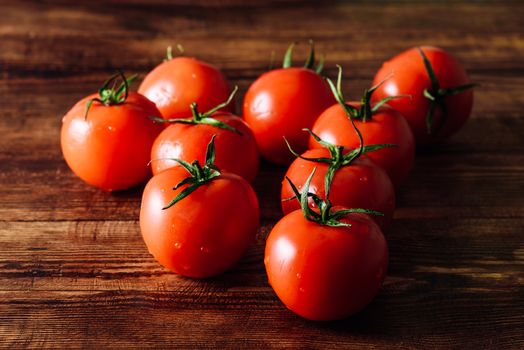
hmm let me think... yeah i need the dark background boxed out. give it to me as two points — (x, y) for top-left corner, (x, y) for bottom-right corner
(0, 1), (523, 348)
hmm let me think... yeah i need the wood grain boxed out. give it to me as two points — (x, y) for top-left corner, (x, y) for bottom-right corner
(0, 0), (523, 348)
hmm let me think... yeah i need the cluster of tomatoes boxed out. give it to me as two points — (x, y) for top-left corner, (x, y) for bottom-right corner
(61, 42), (474, 321)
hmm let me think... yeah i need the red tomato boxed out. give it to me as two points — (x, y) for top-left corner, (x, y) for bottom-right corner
(281, 148), (395, 228)
(372, 46), (474, 146)
(310, 103), (415, 188)
(265, 209), (388, 321)
(61, 74), (163, 191)
(139, 55), (231, 119)
(150, 94), (259, 182)
(140, 147), (259, 278)
(243, 44), (335, 164)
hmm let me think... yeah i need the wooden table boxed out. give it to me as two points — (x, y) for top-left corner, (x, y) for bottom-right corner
(1, 1), (523, 348)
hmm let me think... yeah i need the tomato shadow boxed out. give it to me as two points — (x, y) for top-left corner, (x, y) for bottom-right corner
(309, 217), (523, 344)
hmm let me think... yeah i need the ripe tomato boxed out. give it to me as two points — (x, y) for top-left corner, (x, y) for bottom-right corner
(310, 68), (415, 187)
(139, 50), (231, 119)
(140, 137), (259, 278)
(61, 73), (163, 191)
(150, 88), (259, 182)
(372, 46), (475, 146)
(281, 147), (395, 229)
(266, 171), (388, 321)
(243, 42), (335, 165)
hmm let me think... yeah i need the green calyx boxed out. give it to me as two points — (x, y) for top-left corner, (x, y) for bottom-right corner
(286, 168), (383, 228)
(418, 47), (477, 134)
(162, 135), (221, 210)
(329, 65), (410, 123)
(285, 129), (394, 198)
(282, 40), (325, 74)
(150, 86), (242, 135)
(84, 71), (137, 120)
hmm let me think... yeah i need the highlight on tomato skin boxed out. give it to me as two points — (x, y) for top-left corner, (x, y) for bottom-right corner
(243, 42), (336, 165)
(139, 136), (260, 279)
(138, 50), (232, 120)
(371, 46), (475, 147)
(60, 73), (164, 191)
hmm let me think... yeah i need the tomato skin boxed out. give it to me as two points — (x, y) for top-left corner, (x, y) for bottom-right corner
(139, 57), (232, 119)
(265, 210), (388, 321)
(140, 167), (259, 278)
(372, 46), (473, 146)
(281, 149), (395, 228)
(243, 67), (335, 165)
(150, 113), (259, 182)
(310, 103), (415, 187)
(60, 92), (163, 191)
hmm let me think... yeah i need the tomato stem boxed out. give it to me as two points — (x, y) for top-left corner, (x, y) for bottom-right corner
(84, 71), (137, 120)
(162, 135), (221, 210)
(417, 47), (477, 134)
(286, 168), (384, 228)
(281, 41), (325, 73)
(285, 129), (395, 199)
(149, 86), (242, 134)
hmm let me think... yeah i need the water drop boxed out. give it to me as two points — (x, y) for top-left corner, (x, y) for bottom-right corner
(174, 242), (182, 249)
(299, 287), (305, 293)
(296, 273), (302, 279)
(359, 176), (368, 182)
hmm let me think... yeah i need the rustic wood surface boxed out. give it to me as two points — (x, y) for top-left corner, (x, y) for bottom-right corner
(1, 0), (523, 348)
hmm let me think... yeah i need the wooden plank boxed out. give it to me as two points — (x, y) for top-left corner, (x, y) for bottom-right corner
(0, 218), (522, 348)
(0, 218), (522, 290)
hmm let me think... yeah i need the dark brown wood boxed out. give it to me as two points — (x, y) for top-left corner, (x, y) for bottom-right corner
(1, 0), (523, 348)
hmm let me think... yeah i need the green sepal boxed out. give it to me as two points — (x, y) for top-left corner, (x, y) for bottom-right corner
(417, 47), (477, 134)
(162, 135), (221, 210)
(286, 168), (384, 228)
(283, 42), (296, 68)
(303, 40), (316, 70)
(286, 128), (395, 200)
(150, 86), (242, 135)
(281, 40), (325, 73)
(84, 71), (137, 120)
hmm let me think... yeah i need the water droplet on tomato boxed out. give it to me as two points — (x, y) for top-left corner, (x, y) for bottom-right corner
(299, 287), (305, 293)
(296, 273), (302, 279)
(200, 246), (210, 253)
(359, 176), (368, 182)
(174, 242), (182, 249)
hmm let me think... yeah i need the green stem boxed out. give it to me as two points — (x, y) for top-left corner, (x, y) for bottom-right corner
(150, 86), (242, 135)
(162, 135), (221, 210)
(84, 71), (136, 120)
(417, 47), (477, 134)
(286, 168), (383, 228)
(281, 40), (325, 73)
